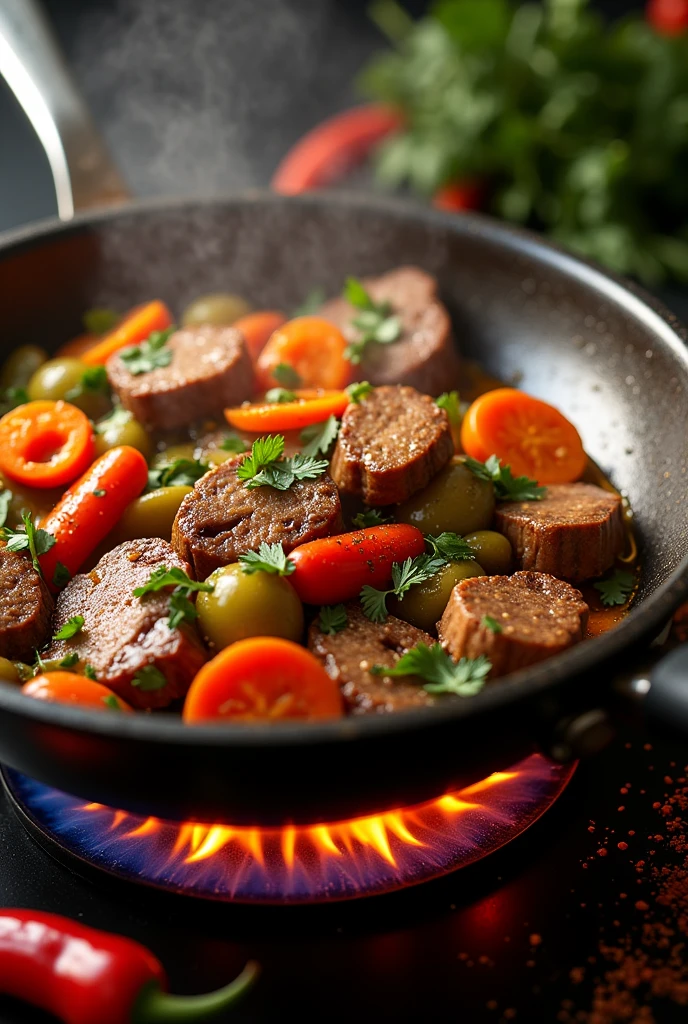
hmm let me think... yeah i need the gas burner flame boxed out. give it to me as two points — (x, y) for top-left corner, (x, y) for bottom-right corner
(5, 755), (575, 904)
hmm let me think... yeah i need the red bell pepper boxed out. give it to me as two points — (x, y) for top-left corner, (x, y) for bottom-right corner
(0, 909), (258, 1024)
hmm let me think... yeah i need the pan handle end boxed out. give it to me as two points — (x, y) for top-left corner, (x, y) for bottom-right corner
(644, 646), (688, 736)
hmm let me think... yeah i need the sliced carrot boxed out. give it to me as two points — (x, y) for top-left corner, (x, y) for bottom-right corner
(39, 445), (149, 587)
(0, 400), (94, 489)
(183, 637), (343, 723)
(460, 387), (587, 484)
(80, 300), (172, 366)
(23, 672), (133, 712)
(232, 311), (286, 362)
(225, 389), (349, 432)
(256, 317), (350, 391)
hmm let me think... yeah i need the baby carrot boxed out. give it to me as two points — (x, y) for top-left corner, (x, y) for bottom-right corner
(80, 301), (172, 366)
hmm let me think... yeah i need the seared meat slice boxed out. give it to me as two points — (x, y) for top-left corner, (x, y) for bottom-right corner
(308, 603), (435, 714)
(495, 483), (625, 582)
(0, 549), (53, 662)
(42, 539), (206, 709)
(330, 385), (453, 505)
(438, 571), (589, 678)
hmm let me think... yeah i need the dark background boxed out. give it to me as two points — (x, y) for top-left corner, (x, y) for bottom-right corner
(1, 2), (687, 1022)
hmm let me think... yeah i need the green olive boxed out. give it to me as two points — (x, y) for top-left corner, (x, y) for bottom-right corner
(196, 564), (304, 651)
(390, 560), (485, 633)
(0, 471), (62, 527)
(204, 448), (235, 467)
(112, 486), (192, 543)
(181, 293), (252, 327)
(396, 458), (496, 536)
(463, 531), (513, 576)
(0, 658), (21, 684)
(94, 410), (152, 461)
(27, 358), (87, 403)
(0, 346), (49, 390)
(150, 443), (196, 470)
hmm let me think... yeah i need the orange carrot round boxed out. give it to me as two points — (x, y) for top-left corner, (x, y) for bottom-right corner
(23, 672), (133, 712)
(225, 389), (349, 432)
(0, 400), (95, 489)
(232, 311), (286, 362)
(256, 317), (350, 391)
(80, 301), (172, 366)
(183, 637), (343, 723)
(39, 445), (149, 587)
(460, 388), (587, 484)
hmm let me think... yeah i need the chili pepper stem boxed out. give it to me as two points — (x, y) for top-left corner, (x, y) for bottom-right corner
(132, 961), (259, 1023)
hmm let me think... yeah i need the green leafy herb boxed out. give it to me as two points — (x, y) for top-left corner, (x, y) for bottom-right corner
(299, 415), (340, 457)
(345, 381), (374, 403)
(265, 387), (298, 404)
(236, 435), (285, 481)
(238, 542), (295, 577)
(52, 616), (84, 641)
(482, 615), (503, 634)
(94, 407), (133, 435)
(352, 508), (392, 529)
(0, 490), (12, 529)
(52, 562), (71, 590)
(220, 433), (248, 454)
(318, 604), (348, 635)
(273, 363), (303, 388)
(83, 664), (97, 681)
(102, 694), (122, 710)
(59, 652), (80, 669)
(34, 650), (46, 672)
(436, 390), (461, 426)
(343, 278), (402, 363)
(120, 327), (175, 375)
(594, 569), (636, 607)
(0, 511), (55, 576)
(92, 489), (106, 498)
(83, 307), (118, 335)
(65, 365), (110, 404)
(131, 665), (167, 691)
(237, 435), (328, 491)
(370, 642), (491, 697)
(0, 387), (29, 417)
(133, 565), (214, 629)
(147, 458), (209, 490)
(293, 287), (326, 317)
(425, 532), (476, 562)
(464, 455), (546, 502)
(361, 553), (446, 622)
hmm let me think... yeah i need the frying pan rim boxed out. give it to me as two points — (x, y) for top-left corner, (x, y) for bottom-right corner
(1, 188), (687, 749)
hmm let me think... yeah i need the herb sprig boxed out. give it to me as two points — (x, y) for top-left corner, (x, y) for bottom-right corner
(133, 566), (214, 630)
(343, 278), (402, 363)
(237, 435), (329, 491)
(148, 458), (209, 490)
(238, 542), (295, 577)
(464, 455), (545, 502)
(361, 554), (445, 622)
(300, 415), (340, 457)
(0, 511), (55, 576)
(273, 363), (303, 388)
(371, 642), (491, 696)
(352, 508), (392, 529)
(435, 390), (461, 427)
(425, 532), (476, 562)
(594, 569), (636, 607)
(52, 616), (85, 642)
(120, 327), (175, 375)
(318, 605), (348, 635)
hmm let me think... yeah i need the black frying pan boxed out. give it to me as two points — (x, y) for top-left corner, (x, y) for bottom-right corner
(1, 3), (688, 828)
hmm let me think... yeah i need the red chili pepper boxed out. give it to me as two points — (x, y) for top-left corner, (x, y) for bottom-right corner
(0, 910), (258, 1024)
(647, 0), (688, 34)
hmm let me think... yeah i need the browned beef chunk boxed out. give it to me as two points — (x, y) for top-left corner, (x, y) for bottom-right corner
(494, 483), (625, 582)
(438, 571), (589, 678)
(0, 549), (53, 662)
(42, 539), (206, 709)
(330, 385), (453, 506)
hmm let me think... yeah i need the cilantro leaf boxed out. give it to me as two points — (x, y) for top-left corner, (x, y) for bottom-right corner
(0, 387), (28, 417)
(238, 542), (295, 577)
(482, 615), (503, 634)
(343, 278), (402, 363)
(290, 453), (330, 481)
(371, 643), (491, 697)
(120, 327), (175, 375)
(133, 565), (214, 630)
(318, 605), (348, 635)
(345, 381), (374, 403)
(265, 387), (298, 404)
(52, 562), (71, 590)
(59, 652), (80, 669)
(83, 308), (118, 335)
(220, 433), (248, 454)
(168, 591), (199, 630)
(52, 615), (84, 641)
(436, 391), (461, 426)
(352, 508), (392, 529)
(425, 532), (476, 562)
(0, 511), (56, 576)
(131, 665), (167, 691)
(463, 455), (546, 502)
(273, 363), (303, 388)
(300, 415), (340, 457)
(102, 694), (122, 711)
(148, 458), (209, 490)
(239, 435), (328, 491)
(237, 435), (285, 484)
(292, 287), (326, 317)
(0, 490), (12, 529)
(83, 664), (97, 681)
(360, 553), (445, 622)
(594, 570), (636, 607)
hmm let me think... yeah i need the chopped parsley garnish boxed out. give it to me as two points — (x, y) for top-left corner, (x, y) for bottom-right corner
(0, 510), (55, 576)
(343, 278), (402, 363)
(425, 532), (476, 563)
(0, 387), (29, 417)
(237, 435), (328, 491)
(65, 365), (110, 404)
(34, 650), (46, 672)
(131, 665), (167, 691)
(0, 490), (11, 529)
(83, 307), (118, 335)
(273, 363), (303, 388)
(436, 390), (461, 426)
(94, 407), (133, 435)
(292, 287), (326, 317)
(53, 615), (84, 641)
(238, 542), (295, 577)
(120, 327), (175, 375)
(371, 643), (491, 697)
(361, 554), (446, 623)
(594, 569), (636, 607)
(265, 387), (298, 404)
(300, 415), (340, 457)
(92, 489), (106, 498)
(52, 562), (72, 590)
(482, 615), (503, 634)
(463, 455), (546, 502)
(83, 664), (98, 681)
(102, 694), (122, 710)
(220, 433), (248, 454)
(345, 381), (374, 403)
(148, 458), (209, 490)
(352, 508), (392, 529)
(59, 652), (80, 669)
(133, 565), (214, 630)
(318, 604), (348, 635)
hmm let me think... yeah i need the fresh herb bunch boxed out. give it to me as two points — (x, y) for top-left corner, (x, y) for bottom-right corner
(133, 566), (214, 630)
(0, 511), (55, 576)
(238, 435), (329, 491)
(371, 642), (491, 696)
(464, 454), (546, 501)
(238, 542), (295, 576)
(342, 278), (402, 363)
(361, 0), (688, 284)
(361, 553), (446, 621)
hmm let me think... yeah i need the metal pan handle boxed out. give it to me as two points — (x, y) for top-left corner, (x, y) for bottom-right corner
(0, 0), (129, 219)
(642, 646), (688, 734)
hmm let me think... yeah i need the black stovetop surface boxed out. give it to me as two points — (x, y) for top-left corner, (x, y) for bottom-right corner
(1, 2), (687, 1021)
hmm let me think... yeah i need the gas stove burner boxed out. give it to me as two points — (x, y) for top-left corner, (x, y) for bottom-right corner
(3, 756), (575, 904)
